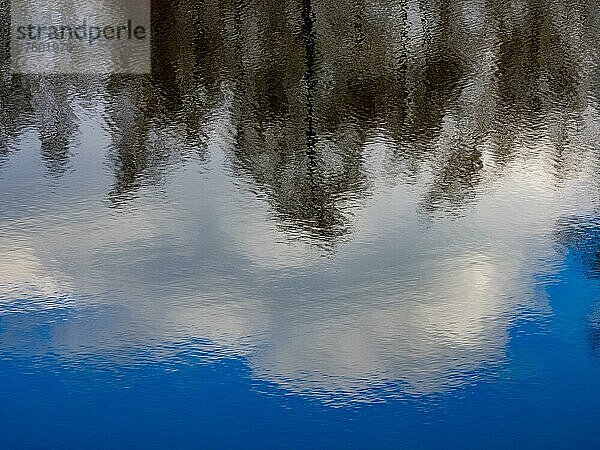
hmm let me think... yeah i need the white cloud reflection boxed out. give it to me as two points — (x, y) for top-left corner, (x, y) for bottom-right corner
(1, 136), (596, 403)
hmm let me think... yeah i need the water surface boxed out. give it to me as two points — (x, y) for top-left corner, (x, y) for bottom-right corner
(1, 0), (600, 448)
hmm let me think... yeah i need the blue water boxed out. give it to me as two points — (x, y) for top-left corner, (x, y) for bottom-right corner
(1, 247), (599, 449)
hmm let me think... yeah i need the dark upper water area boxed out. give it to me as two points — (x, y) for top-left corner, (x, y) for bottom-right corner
(1, 0), (600, 448)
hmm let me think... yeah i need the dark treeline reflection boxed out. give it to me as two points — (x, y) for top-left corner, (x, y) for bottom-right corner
(1, 0), (600, 240)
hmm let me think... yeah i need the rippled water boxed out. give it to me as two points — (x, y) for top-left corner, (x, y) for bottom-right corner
(2, 0), (600, 448)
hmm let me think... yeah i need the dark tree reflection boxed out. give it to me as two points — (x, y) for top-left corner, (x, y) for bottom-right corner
(0, 2), (33, 165)
(1, 0), (599, 242)
(0, 74), (33, 165)
(32, 77), (78, 176)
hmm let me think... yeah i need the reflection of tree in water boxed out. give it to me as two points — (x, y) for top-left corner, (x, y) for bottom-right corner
(32, 77), (79, 176)
(102, 73), (211, 207)
(0, 2), (33, 166)
(0, 73), (78, 176)
(418, 0), (595, 214)
(0, 3), (78, 175)
(102, 1), (222, 206)
(409, 0), (475, 214)
(490, 0), (585, 170)
(2, 0), (599, 241)
(218, 0), (372, 243)
(0, 75), (33, 165)
(104, 76), (155, 205)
